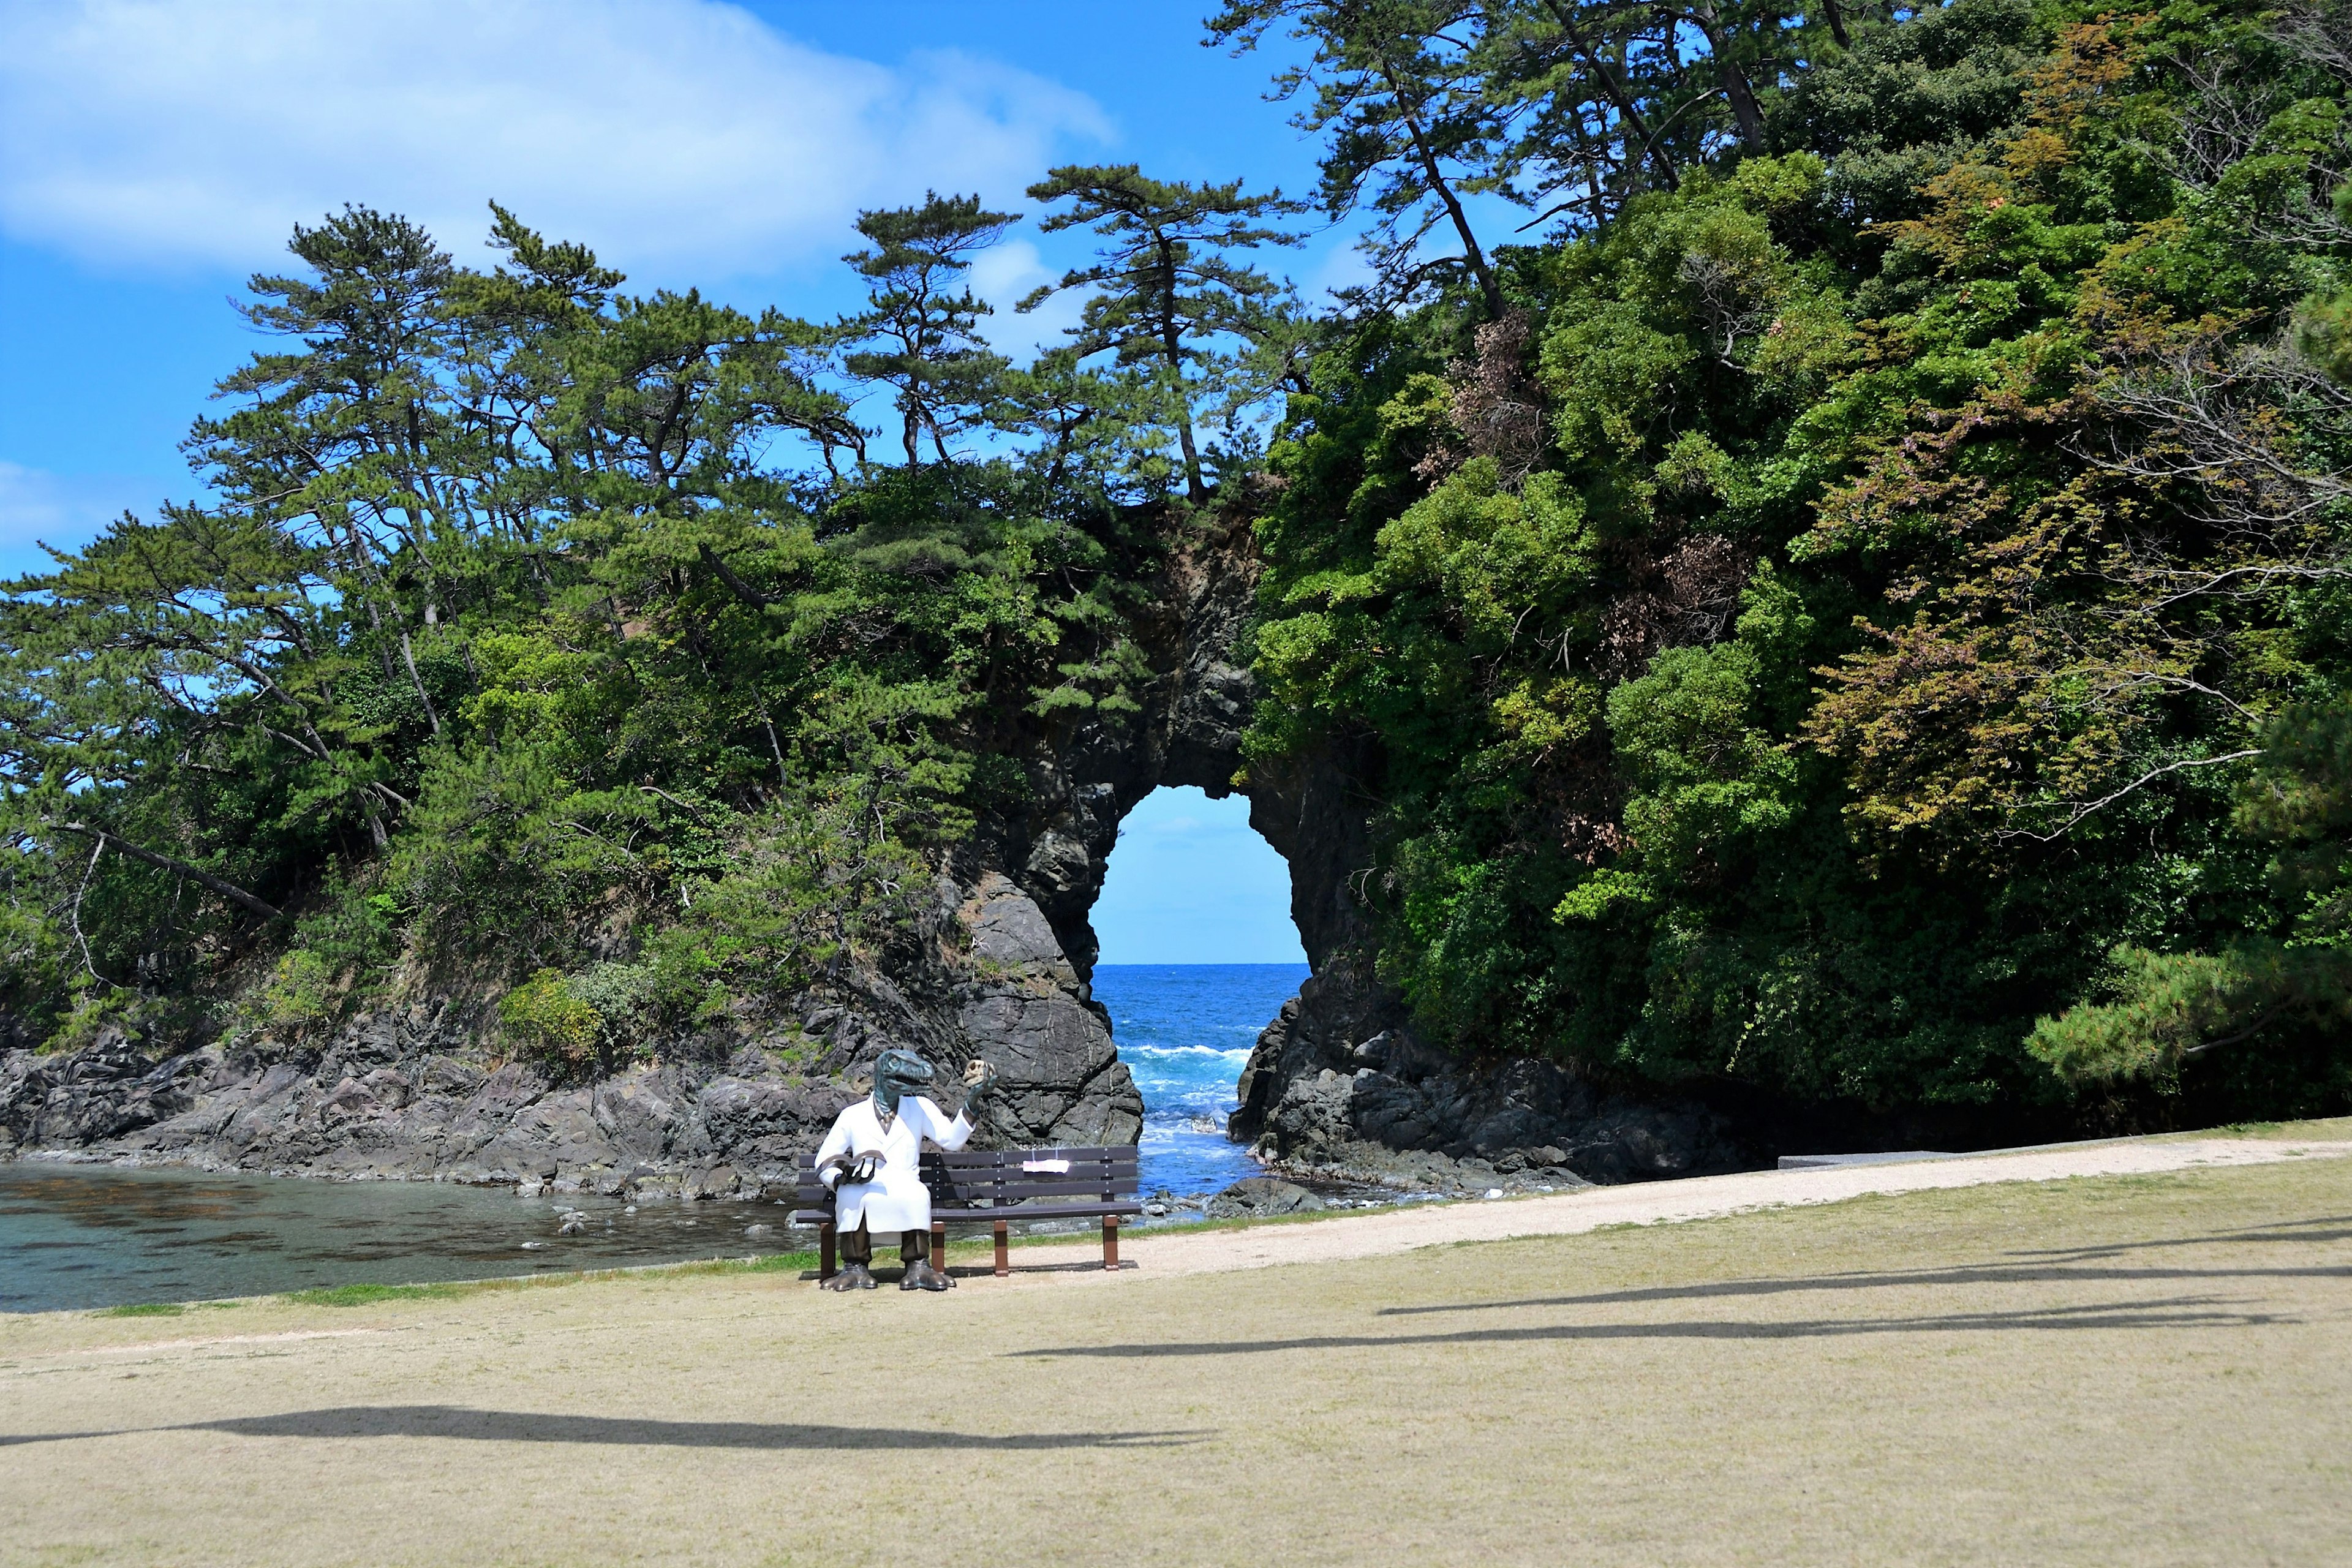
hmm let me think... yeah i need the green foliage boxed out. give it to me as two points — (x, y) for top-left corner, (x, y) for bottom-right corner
(841, 192), (1017, 465)
(1208, 0), (1511, 314)
(499, 968), (603, 1069)
(2027, 940), (2352, 1084)
(0, 189), (1174, 1049)
(1570, 633), (1798, 913)
(1241, 0), (2352, 1118)
(2035, 695), (2352, 1088)
(1022, 164), (1306, 499)
(250, 951), (340, 1039)
(642, 785), (936, 1024)
(238, 871), (403, 1041)
(282, 1282), (467, 1307)
(10, 2), (2352, 1136)
(40, 990), (140, 1057)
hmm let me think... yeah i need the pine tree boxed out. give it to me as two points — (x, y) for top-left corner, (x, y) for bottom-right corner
(838, 192), (1017, 466)
(1020, 165), (1302, 503)
(1208, 0), (1504, 317)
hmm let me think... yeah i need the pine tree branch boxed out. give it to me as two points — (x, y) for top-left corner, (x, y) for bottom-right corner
(698, 544), (774, 610)
(48, 821), (282, 919)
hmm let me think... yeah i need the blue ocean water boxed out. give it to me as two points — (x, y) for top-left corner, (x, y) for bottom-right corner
(1094, 962), (1306, 1197)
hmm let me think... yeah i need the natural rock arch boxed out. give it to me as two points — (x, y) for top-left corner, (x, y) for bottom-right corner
(0, 516), (1737, 1191)
(942, 517), (1739, 1186)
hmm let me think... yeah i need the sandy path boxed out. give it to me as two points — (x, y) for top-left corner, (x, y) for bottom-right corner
(998, 1134), (2352, 1281)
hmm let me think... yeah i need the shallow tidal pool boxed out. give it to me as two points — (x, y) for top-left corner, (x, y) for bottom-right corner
(0, 1161), (802, 1313)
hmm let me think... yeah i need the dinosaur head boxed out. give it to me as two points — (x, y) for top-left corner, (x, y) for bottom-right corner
(871, 1048), (933, 1115)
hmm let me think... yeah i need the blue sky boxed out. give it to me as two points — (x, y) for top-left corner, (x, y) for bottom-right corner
(1093, 787), (1304, 965)
(0, 0), (1369, 576)
(0, 0), (1327, 964)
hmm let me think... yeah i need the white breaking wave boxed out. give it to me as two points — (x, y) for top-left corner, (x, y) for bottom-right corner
(1120, 1044), (1253, 1061)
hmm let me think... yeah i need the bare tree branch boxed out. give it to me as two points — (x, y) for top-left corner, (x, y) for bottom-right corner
(1998, 750), (2261, 842)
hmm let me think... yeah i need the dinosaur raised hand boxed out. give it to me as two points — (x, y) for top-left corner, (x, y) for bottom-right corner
(961, 1057), (998, 1112)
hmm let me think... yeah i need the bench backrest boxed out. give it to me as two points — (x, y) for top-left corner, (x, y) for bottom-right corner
(790, 1145), (1139, 1213)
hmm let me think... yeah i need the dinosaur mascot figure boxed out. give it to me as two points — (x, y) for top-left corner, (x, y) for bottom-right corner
(815, 1048), (997, 1292)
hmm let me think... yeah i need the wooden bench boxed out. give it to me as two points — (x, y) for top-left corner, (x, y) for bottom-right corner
(786, 1145), (1140, 1281)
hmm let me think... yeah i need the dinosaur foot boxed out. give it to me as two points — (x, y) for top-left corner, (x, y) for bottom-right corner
(900, 1259), (956, 1291)
(822, 1264), (878, 1291)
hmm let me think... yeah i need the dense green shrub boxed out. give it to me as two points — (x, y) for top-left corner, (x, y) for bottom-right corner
(497, 970), (602, 1069)
(1240, 1), (2352, 1117)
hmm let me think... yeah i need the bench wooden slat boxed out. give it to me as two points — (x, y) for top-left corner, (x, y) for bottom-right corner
(787, 1175), (1139, 1199)
(785, 1167), (1139, 1186)
(924, 1172), (1137, 1192)
(941, 1202), (1142, 1221)
(786, 1201), (1140, 1226)
(927, 1145), (1137, 1164)
(793, 1147), (1139, 1170)
(790, 1194), (1138, 1222)
(789, 1170), (1137, 1189)
(940, 1180), (1136, 1200)
(912, 1170), (1143, 1185)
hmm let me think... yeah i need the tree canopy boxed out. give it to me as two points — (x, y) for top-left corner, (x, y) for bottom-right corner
(7, 0), (2352, 1133)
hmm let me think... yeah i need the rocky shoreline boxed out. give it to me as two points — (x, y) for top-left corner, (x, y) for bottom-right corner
(0, 831), (1751, 1203)
(0, 869), (1149, 1199)
(1230, 967), (1746, 1185)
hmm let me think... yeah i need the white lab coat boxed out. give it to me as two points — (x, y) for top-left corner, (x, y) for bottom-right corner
(814, 1094), (976, 1233)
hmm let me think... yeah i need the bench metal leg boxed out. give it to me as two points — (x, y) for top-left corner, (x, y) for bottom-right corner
(820, 1221), (835, 1281)
(1102, 1213), (1119, 1272)
(932, 1220), (946, 1272)
(993, 1220), (1009, 1278)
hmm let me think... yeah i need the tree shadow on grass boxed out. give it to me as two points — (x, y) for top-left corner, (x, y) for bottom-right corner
(2002, 1215), (2352, 1262)
(0, 1407), (1211, 1450)
(1374, 1259), (2352, 1317)
(1007, 1297), (2290, 1359)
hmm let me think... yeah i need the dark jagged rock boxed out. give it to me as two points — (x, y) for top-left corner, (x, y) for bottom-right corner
(1205, 1176), (1327, 1218)
(1208, 712), (1749, 1185)
(0, 866), (1147, 1190)
(1227, 957), (1740, 1185)
(954, 872), (1144, 1147)
(0, 1026), (209, 1153)
(0, 516), (1743, 1190)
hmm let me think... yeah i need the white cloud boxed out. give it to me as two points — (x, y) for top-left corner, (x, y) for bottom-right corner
(1305, 234), (1379, 300)
(0, 462), (164, 572)
(968, 236), (1086, 359)
(0, 0), (1112, 278)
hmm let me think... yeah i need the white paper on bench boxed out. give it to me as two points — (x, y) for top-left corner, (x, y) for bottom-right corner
(1021, 1158), (1072, 1174)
